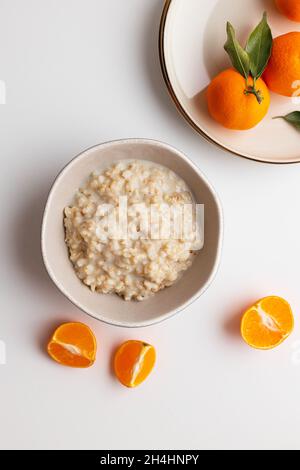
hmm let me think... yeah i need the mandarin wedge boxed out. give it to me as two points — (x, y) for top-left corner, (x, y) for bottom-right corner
(114, 340), (156, 388)
(47, 322), (97, 367)
(241, 296), (294, 350)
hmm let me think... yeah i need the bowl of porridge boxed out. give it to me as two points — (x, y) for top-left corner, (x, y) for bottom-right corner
(42, 139), (223, 327)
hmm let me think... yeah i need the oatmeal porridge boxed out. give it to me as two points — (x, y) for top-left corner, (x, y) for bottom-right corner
(64, 160), (203, 301)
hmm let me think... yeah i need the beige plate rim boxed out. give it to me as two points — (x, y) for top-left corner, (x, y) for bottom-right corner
(159, 0), (300, 165)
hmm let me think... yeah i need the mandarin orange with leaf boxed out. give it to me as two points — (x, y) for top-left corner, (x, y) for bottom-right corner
(207, 13), (272, 130)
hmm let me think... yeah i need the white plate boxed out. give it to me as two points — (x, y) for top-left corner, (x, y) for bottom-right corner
(160, 0), (300, 164)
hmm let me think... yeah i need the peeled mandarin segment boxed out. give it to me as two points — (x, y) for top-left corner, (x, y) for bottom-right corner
(241, 297), (294, 350)
(114, 340), (156, 388)
(131, 345), (156, 387)
(47, 342), (92, 367)
(47, 322), (97, 368)
(259, 297), (294, 334)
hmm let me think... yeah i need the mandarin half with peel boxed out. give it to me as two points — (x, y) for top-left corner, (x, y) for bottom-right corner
(241, 296), (294, 350)
(47, 322), (97, 367)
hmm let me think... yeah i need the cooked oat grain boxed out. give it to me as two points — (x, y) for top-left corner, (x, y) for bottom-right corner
(64, 160), (201, 301)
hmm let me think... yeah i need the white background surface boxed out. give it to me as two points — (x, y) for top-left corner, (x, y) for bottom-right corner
(1, 0), (300, 450)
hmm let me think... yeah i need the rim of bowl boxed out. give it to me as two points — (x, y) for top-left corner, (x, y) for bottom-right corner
(159, 0), (300, 165)
(41, 138), (224, 328)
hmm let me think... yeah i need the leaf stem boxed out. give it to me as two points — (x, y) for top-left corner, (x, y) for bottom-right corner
(272, 111), (300, 131)
(244, 77), (263, 104)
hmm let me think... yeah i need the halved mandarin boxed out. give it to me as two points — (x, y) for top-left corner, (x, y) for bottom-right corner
(114, 340), (156, 388)
(241, 296), (294, 350)
(47, 322), (97, 368)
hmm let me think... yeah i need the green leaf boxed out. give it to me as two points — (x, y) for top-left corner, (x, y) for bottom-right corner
(224, 22), (250, 79)
(245, 12), (273, 79)
(274, 112), (300, 131)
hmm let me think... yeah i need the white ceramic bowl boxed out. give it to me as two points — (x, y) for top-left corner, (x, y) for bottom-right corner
(41, 139), (223, 327)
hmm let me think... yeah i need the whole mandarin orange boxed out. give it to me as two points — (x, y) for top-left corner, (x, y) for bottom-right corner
(275, 0), (300, 22)
(207, 68), (270, 130)
(263, 32), (300, 97)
